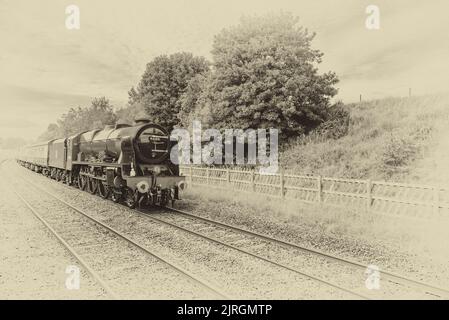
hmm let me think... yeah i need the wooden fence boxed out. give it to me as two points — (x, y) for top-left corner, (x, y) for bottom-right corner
(179, 166), (449, 219)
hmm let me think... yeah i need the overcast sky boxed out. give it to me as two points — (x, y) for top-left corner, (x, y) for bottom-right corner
(1, 0), (448, 140)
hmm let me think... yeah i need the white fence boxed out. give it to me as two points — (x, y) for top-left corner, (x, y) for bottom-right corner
(180, 166), (449, 219)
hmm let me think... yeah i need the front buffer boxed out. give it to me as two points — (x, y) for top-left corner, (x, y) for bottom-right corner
(122, 175), (187, 208)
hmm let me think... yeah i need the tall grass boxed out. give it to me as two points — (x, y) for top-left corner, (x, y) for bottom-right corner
(281, 94), (449, 181)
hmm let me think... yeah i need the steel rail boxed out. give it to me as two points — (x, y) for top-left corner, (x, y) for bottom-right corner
(164, 207), (449, 299)
(12, 161), (449, 299)
(138, 208), (370, 300)
(13, 173), (231, 300)
(11, 188), (120, 299)
(12, 164), (367, 299)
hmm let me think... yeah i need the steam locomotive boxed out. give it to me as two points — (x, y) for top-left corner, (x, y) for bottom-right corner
(16, 118), (186, 208)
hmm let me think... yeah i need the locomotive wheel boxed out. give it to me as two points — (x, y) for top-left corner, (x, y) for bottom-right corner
(124, 187), (137, 209)
(85, 177), (91, 193)
(111, 189), (122, 203)
(88, 178), (98, 194)
(66, 174), (73, 186)
(98, 182), (110, 199)
(72, 175), (79, 187)
(78, 175), (87, 191)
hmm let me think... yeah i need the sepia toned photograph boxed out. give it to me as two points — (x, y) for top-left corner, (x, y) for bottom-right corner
(1, 0), (448, 306)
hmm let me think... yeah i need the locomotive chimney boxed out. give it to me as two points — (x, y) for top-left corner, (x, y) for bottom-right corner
(134, 117), (151, 125)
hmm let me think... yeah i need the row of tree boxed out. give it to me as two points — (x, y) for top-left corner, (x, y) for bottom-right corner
(41, 13), (342, 142)
(39, 97), (116, 141)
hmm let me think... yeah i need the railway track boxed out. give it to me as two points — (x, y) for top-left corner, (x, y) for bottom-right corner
(140, 207), (373, 299)
(11, 161), (449, 299)
(7, 170), (229, 300)
(11, 189), (118, 299)
(159, 207), (449, 299)
(11, 164), (366, 299)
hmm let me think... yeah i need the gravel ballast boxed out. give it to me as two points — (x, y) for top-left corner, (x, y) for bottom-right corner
(7, 161), (449, 299)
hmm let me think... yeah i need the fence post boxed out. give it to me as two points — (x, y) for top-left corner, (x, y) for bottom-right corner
(279, 169), (285, 198)
(317, 175), (322, 202)
(366, 179), (372, 211)
(251, 169), (256, 192)
(433, 186), (440, 216)
(206, 167), (210, 185)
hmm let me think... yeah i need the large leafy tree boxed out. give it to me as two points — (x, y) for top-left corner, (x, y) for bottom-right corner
(201, 13), (338, 139)
(129, 52), (209, 130)
(38, 97), (117, 140)
(38, 123), (60, 141)
(178, 72), (214, 128)
(88, 97), (117, 128)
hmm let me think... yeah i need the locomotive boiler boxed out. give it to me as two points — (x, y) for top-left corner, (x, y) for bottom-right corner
(17, 118), (186, 209)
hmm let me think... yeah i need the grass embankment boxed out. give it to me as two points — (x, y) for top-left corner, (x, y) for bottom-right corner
(281, 94), (449, 182)
(183, 95), (449, 267)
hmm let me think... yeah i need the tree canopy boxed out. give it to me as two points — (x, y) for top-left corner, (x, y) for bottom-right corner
(38, 97), (117, 141)
(38, 13), (341, 145)
(129, 52), (209, 130)
(181, 13), (339, 139)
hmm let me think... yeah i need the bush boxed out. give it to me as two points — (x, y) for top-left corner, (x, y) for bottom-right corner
(313, 102), (350, 140)
(381, 134), (417, 178)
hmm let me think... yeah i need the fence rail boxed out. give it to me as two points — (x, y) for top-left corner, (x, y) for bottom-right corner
(179, 166), (449, 219)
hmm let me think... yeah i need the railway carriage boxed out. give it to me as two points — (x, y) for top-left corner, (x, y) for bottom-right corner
(16, 118), (186, 208)
(18, 142), (49, 173)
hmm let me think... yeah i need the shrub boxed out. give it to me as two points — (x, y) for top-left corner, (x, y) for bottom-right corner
(381, 134), (417, 178)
